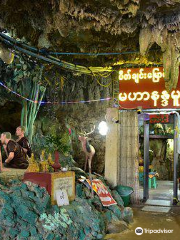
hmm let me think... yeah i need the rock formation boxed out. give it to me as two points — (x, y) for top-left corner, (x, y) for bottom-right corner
(0, 1), (180, 89)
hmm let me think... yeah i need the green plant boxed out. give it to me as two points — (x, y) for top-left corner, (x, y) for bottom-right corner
(45, 132), (71, 155)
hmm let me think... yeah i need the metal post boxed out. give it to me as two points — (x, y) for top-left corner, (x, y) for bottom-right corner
(173, 113), (178, 205)
(143, 120), (150, 201)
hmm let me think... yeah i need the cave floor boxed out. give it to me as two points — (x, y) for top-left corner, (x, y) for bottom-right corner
(105, 207), (180, 240)
(105, 181), (180, 240)
(140, 180), (180, 204)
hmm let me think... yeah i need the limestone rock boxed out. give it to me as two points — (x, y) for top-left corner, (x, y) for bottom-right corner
(0, 171), (133, 239)
(107, 220), (128, 234)
(111, 190), (124, 207)
(122, 207), (134, 223)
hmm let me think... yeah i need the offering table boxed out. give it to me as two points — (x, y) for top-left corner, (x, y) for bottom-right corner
(23, 171), (75, 205)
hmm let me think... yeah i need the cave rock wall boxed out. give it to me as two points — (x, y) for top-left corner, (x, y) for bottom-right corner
(34, 73), (113, 174)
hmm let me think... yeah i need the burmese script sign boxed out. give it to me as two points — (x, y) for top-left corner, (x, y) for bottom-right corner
(54, 177), (73, 198)
(51, 171), (75, 204)
(149, 114), (170, 124)
(119, 67), (180, 109)
(55, 189), (69, 206)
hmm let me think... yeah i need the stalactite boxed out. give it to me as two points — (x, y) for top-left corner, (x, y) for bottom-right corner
(1, 0), (180, 71)
(139, 25), (180, 91)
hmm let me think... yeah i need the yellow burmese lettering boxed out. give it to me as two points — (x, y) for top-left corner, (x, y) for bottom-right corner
(139, 68), (144, 80)
(143, 92), (150, 101)
(136, 92), (143, 101)
(119, 68), (164, 83)
(127, 69), (131, 80)
(119, 93), (127, 101)
(171, 90), (180, 107)
(119, 70), (124, 80)
(152, 68), (162, 82)
(132, 73), (139, 83)
(128, 92), (137, 101)
(161, 90), (170, 106)
(151, 91), (160, 106)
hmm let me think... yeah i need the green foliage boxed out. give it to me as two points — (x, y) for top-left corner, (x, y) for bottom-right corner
(32, 133), (47, 153)
(39, 123), (73, 155)
(0, 56), (47, 143)
(44, 132), (71, 155)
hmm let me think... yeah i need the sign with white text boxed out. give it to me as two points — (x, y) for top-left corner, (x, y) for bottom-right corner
(53, 176), (73, 199)
(119, 67), (180, 109)
(55, 189), (69, 206)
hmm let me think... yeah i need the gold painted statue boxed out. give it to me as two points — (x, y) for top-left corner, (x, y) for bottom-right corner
(26, 153), (40, 172)
(47, 153), (54, 166)
(47, 153), (54, 172)
(40, 150), (45, 160)
(40, 150), (49, 172)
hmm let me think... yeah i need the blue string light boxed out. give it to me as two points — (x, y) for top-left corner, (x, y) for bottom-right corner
(0, 81), (111, 105)
(48, 51), (140, 56)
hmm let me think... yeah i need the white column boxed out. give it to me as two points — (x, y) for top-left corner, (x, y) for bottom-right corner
(118, 111), (140, 203)
(105, 108), (119, 187)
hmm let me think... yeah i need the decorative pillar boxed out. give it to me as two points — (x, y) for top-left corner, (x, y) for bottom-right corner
(118, 110), (140, 203)
(105, 108), (120, 187)
(105, 108), (140, 203)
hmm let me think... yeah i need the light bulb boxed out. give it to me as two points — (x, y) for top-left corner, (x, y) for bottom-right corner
(98, 121), (108, 136)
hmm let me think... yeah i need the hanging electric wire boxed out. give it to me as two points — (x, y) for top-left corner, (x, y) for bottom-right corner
(0, 32), (113, 76)
(0, 31), (161, 77)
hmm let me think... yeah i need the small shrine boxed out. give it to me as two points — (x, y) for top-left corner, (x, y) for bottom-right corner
(24, 150), (75, 205)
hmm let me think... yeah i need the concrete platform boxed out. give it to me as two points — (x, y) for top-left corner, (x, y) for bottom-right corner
(142, 206), (171, 213)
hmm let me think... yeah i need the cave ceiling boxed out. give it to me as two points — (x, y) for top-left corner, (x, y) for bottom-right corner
(1, 0), (180, 89)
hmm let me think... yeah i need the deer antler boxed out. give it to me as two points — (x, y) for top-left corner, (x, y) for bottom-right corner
(79, 125), (95, 136)
(86, 125), (95, 136)
(79, 129), (86, 136)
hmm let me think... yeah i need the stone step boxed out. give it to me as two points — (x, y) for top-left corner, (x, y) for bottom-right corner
(145, 199), (171, 206)
(142, 206), (171, 213)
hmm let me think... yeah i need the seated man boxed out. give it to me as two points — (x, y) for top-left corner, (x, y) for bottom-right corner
(1, 132), (29, 169)
(16, 126), (32, 158)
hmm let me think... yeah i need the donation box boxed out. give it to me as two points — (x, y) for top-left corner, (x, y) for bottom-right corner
(23, 171), (75, 205)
